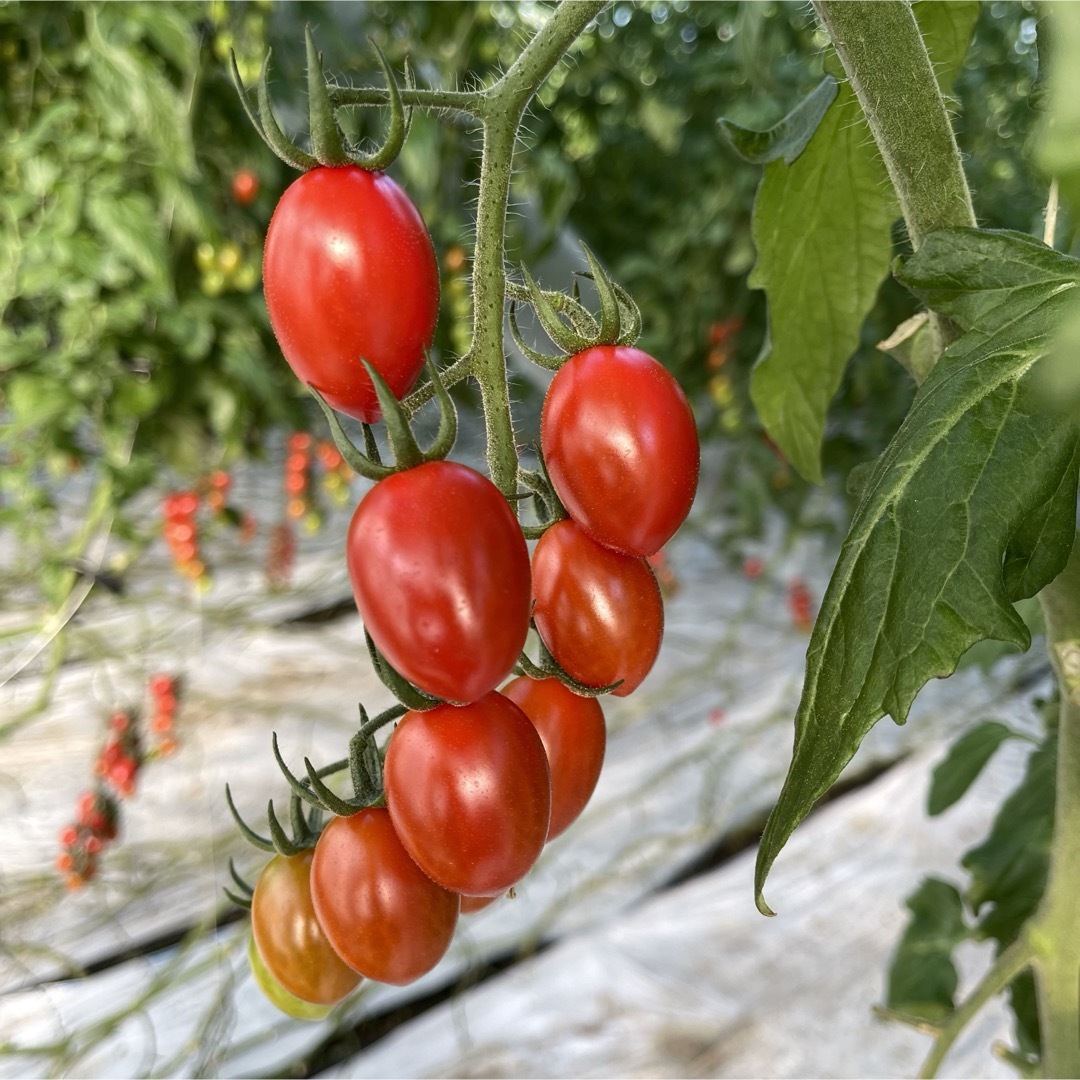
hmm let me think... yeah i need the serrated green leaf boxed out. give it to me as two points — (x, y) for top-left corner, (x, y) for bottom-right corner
(748, 81), (896, 484)
(886, 877), (968, 1023)
(755, 232), (1080, 915)
(719, 76), (838, 166)
(749, 1), (978, 483)
(927, 721), (1014, 816)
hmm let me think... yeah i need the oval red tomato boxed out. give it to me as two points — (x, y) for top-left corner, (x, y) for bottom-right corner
(502, 675), (606, 840)
(531, 518), (663, 696)
(541, 345), (699, 556)
(310, 807), (459, 986)
(263, 165), (439, 423)
(384, 693), (551, 896)
(347, 461), (531, 704)
(250, 850), (362, 1006)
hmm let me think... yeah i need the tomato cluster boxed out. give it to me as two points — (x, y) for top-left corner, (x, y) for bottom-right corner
(148, 674), (181, 758)
(240, 85), (697, 1008)
(57, 676), (184, 890)
(57, 789), (118, 890)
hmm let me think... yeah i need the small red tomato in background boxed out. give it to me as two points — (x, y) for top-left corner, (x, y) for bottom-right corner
(347, 461), (531, 704)
(251, 850), (362, 1006)
(501, 675), (605, 841)
(541, 345), (699, 557)
(384, 693), (551, 897)
(310, 808), (459, 986)
(263, 165), (439, 423)
(232, 168), (260, 206)
(531, 519), (663, 697)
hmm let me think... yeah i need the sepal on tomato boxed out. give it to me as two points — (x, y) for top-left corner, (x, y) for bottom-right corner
(230, 30), (411, 173)
(516, 457), (566, 540)
(267, 705), (403, 819)
(365, 628), (444, 711)
(515, 620), (623, 699)
(310, 356), (458, 481)
(508, 243), (642, 370)
(224, 778), (322, 857)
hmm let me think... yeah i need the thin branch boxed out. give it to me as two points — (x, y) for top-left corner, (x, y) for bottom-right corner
(919, 935), (1035, 1079)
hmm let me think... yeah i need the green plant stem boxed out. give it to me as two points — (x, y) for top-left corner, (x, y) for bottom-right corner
(811, 0), (976, 249)
(813, 0), (977, 354)
(463, 0), (606, 497)
(919, 935), (1035, 1079)
(1031, 532), (1080, 1079)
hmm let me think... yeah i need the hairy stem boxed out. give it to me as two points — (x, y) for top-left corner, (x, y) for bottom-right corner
(1031, 534), (1080, 1079)
(811, 1), (976, 249)
(465, 0), (606, 497)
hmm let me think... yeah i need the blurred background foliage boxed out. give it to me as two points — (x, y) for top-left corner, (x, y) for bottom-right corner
(0, 0), (1048, 608)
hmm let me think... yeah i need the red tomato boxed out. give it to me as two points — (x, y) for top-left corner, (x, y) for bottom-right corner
(347, 461), (531, 704)
(250, 850), (362, 1005)
(232, 169), (260, 206)
(502, 675), (606, 840)
(384, 693), (552, 896)
(310, 808), (459, 986)
(263, 165), (439, 423)
(541, 345), (699, 556)
(531, 519), (663, 696)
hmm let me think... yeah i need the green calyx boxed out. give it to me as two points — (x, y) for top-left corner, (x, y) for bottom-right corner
(516, 620), (623, 699)
(230, 27), (411, 172)
(508, 242), (642, 370)
(224, 703), (406, 862)
(517, 457), (566, 540)
(364, 630), (443, 711)
(225, 777), (325, 859)
(310, 356), (458, 482)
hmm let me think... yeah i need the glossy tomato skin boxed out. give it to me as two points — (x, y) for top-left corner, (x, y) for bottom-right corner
(310, 807), (459, 986)
(384, 693), (552, 896)
(347, 461), (531, 704)
(502, 675), (606, 840)
(263, 165), (439, 423)
(531, 518), (663, 696)
(541, 345), (699, 556)
(250, 850), (362, 1005)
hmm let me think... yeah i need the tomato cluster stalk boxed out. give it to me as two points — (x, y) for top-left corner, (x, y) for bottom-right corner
(226, 10), (698, 1016)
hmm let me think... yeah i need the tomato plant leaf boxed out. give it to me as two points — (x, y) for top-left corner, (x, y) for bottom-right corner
(885, 877), (969, 1023)
(754, 230), (1080, 915)
(718, 76), (838, 166)
(748, 1), (978, 484)
(747, 79), (895, 485)
(926, 720), (1015, 816)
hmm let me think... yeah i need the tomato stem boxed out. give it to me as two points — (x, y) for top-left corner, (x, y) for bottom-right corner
(465, 0), (607, 499)
(812, 0), (975, 355)
(1030, 536), (1080, 1079)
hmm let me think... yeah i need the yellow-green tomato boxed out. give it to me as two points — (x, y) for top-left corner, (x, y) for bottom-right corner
(247, 933), (333, 1021)
(251, 849), (362, 1005)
